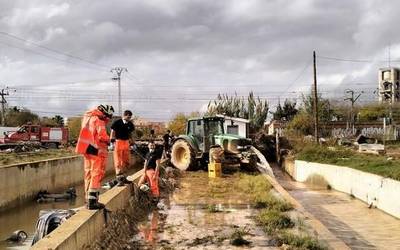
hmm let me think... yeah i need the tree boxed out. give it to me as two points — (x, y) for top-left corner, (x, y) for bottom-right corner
(40, 117), (58, 126)
(66, 117), (82, 141)
(301, 93), (335, 122)
(207, 92), (269, 131)
(52, 115), (64, 126)
(286, 111), (314, 135)
(5, 107), (39, 126)
(134, 129), (144, 139)
(168, 113), (188, 135)
(272, 99), (298, 121)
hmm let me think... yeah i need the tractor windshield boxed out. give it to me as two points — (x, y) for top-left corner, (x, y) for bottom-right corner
(205, 119), (224, 135)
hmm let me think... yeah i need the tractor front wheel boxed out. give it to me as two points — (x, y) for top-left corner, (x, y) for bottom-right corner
(171, 140), (195, 171)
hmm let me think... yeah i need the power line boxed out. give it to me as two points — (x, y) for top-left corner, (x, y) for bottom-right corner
(0, 31), (110, 70)
(14, 78), (110, 88)
(317, 55), (400, 63)
(0, 39), (107, 72)
(281, 60), (312, 96)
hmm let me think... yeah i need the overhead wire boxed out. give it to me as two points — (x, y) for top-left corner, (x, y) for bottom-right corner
(280, 60), (312, 97)
(0, 31), (111, 70)
(0, 39), (107, 72)
(317, 55), (400, 63)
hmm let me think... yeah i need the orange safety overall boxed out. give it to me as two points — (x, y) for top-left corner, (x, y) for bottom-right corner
(114, 139), (130, 175)
(76, 109), (109, 197)
(144, 169), (160, 197)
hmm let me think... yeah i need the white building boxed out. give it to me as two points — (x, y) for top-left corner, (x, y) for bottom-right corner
(379, 67), (400, 103)
(218, 115), (250, 138)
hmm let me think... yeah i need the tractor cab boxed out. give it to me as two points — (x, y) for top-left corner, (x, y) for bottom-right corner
(186, 117), (224, 153)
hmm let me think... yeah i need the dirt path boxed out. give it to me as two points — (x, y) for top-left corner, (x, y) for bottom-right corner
(273, 164), (400, 250)
(136, 171), (279, 249)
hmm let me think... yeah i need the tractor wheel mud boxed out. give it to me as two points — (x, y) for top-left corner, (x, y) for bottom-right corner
(171, 140), (195, 171)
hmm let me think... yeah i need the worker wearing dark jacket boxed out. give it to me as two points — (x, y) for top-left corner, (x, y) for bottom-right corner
(138, 142), (161, 198)
(110, 110), (135, 186)
(162, 130), (172, 159)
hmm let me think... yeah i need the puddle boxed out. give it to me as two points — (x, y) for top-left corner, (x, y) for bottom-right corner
(0, 165), (142, 250)
(135, 171), (279, 249)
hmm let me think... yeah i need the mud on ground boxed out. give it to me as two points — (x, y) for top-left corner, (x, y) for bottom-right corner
(86, 165), (324, 250)
(135, 171), (280, 250)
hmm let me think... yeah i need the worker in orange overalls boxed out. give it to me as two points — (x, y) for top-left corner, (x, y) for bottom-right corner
(110, 110), (135, 186)
(138, 142), (161, 199)
(76, 104), (114, 210)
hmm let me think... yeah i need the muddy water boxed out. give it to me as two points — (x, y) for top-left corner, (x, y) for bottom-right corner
(0, 164), (142, 250)
(136, 171), (279, 250)
(273, 164), (400, 250)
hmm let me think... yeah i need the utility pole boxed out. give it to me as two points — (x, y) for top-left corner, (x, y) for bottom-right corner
(0, 87), (15, 126)
(313, 51), (319, 143)
(111, 67), (128, 116)
(344, 89), (363, 132)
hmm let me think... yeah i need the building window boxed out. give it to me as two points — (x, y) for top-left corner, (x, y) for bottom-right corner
(227, 125), (239, 135)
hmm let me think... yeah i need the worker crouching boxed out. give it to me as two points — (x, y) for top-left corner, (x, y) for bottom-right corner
(76, 104), (114, 210)
(138, 142), (161, 200)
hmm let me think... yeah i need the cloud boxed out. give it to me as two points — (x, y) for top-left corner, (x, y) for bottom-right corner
(0, 0), (398, 120)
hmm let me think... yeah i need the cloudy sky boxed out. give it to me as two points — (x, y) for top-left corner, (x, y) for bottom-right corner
(0, 0), (399, 121)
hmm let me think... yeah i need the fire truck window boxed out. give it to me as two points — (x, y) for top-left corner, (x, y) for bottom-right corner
(18, 127), (27, 133)
(31, 127), (39, 133)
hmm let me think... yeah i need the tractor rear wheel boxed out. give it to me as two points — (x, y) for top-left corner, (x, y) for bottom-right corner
(171, 140), (196, 171)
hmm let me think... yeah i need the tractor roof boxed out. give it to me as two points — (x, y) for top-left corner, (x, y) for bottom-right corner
(187, 116), (224, 122)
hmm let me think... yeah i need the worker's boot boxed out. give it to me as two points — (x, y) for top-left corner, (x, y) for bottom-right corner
(87, 192), (105, 210)
(117, 174), (132, 186)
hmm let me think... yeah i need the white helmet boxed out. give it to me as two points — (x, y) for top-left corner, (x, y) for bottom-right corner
(98, 104), (114, 118)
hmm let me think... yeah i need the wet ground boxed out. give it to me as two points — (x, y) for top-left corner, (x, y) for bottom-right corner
(273, 163), (400, 250)
(135, 171), (279, 250)
(0, 164), (142, 250)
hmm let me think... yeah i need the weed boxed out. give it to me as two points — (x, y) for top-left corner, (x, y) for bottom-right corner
(295, 217), (307, 231)
(229, 227), (251, 246)
(0, 149), (76, 166)
(256, 210), (294, 234)
(237, 174), (272, 194)
(206, 204), (222, 213)
(297, 144), (400, 181)
(278, 232), (327, 250)
(253, 193), (293, 211)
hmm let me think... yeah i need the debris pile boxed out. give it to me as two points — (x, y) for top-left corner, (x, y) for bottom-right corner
(86, 164), (179, 250)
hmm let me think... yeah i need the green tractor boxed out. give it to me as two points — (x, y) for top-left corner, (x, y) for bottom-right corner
(170, 116), (256, 170)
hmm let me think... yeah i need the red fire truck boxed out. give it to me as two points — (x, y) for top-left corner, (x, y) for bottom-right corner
(1, 124), (69, 148)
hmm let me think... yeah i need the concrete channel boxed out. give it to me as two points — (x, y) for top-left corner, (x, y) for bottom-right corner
(5, 151), (399, 249)
(0, 154), (141, 250)
(24, 147), (345, 249)
(275, 161), (400, 249)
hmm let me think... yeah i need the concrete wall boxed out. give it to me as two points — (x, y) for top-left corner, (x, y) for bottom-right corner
(283, 160), (400, 219)
(0, 154), (115, 211)
(31, 170), (144, 250)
